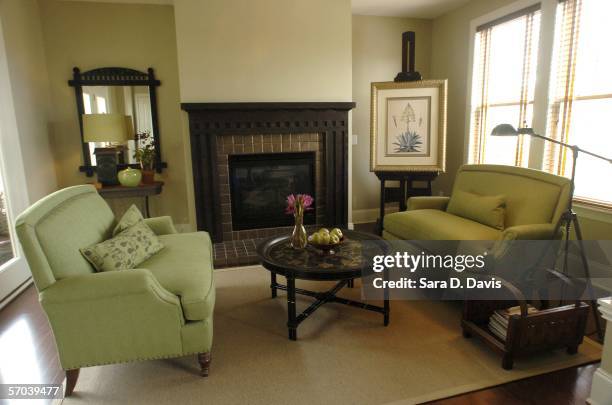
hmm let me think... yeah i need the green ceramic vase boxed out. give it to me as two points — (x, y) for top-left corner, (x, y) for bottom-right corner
(118, 167), (142, 187)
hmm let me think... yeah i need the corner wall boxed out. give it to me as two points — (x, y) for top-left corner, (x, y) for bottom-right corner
(0, 0), (57, 202)
(38, 0), (189, 224)
(351, 15), (432, 223)
(430, 0), (516, 196)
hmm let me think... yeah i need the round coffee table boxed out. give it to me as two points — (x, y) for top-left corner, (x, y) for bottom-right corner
(257, 229), (389, 340)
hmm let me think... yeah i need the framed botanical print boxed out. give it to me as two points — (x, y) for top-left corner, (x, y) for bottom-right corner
(370, 80), (447, 172)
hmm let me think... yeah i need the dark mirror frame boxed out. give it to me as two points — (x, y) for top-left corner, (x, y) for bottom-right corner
(68, 66), (167, 177)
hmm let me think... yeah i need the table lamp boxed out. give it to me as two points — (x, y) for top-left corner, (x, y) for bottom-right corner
(82, 114), (133, 186)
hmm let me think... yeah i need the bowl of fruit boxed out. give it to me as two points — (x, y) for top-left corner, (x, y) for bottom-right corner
(308, 228), (344, 254)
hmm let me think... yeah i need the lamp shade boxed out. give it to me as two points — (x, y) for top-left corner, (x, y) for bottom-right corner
(490, 123), (519, 137)
(82, 114), (133, 143)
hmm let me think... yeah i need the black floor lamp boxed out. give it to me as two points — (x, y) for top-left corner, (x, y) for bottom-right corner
(491, 123), (612, 339)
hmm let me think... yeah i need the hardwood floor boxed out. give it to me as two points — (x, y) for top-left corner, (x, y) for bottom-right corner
(0, 285), (63, 387)
(427, 363), (598, 404)
(0, 280), (600, 404)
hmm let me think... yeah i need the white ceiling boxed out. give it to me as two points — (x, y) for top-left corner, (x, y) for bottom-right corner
(62, 0), (470, 19)
(352, 0), (471, 19)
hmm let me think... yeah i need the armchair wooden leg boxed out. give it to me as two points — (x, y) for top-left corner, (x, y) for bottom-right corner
(197, 352), (212, 377)
(65, 369), (80, 397)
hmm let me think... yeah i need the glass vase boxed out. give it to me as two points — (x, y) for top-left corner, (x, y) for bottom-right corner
(290, 211), (308, 249)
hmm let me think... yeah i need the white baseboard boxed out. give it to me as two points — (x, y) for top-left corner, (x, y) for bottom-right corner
(0, 277), (33, 311)
(352, 207), (399, 224)
(588, 368), (612, 405)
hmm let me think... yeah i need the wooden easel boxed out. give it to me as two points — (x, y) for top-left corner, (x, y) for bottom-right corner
(375, 171), (438, 234)
(374, 32), (439, 235)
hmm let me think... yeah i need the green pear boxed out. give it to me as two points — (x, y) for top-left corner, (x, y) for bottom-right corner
(330, 228), (343, 239)
(318, 227), (330, 235)
(330, 234), (340, 244)
(310, 233), (321, 244)
(319, 232), (331, 245)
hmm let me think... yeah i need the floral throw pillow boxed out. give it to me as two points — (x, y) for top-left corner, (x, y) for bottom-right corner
(112, 204), (144, 236)
(81, 221), (164, 272)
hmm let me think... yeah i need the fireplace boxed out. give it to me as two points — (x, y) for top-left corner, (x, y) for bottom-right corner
(229, 152), (316, 230)
(216, 132), (326, 241)
(182, 102), (355, 245)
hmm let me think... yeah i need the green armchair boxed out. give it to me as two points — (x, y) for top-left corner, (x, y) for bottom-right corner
(15, 185), (215, 396)
(383, 164), (570, 241)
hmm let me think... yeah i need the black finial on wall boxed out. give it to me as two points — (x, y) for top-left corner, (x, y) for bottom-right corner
(394, 31), (422, 82)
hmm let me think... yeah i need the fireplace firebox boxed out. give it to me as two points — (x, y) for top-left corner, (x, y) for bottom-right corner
(229, 152), (316, 230)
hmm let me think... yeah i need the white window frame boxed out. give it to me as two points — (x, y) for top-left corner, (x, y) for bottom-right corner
(0, 18), (33, 307)
(467, 0), (612, 219)
(465, 0), (558, 169)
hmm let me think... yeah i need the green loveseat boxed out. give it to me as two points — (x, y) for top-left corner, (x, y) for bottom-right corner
(15, 185), (215, 396)
(383, 164), (570, 241)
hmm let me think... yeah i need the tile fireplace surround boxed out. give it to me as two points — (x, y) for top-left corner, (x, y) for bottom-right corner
(219, 133), (325, 240)
(181, 102), (355, 267)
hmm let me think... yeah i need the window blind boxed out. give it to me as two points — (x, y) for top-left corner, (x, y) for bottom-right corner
(544, 0), (582, 175)
(544, 0), (612, 206)
(469, 5), (541, 166)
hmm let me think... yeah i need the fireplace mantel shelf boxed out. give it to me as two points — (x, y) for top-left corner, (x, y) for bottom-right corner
(181, 102), (356, 112)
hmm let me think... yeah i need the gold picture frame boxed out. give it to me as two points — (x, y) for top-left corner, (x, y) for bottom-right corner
(370, 80), (447, 172)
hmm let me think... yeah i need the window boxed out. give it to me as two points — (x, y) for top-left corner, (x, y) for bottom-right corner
(0, 170), (14, 267)
(95, 95), (107, 114)
(83, 92), (92, 114)
(545, 0), (612, 206)
(468, 5), (541, 166)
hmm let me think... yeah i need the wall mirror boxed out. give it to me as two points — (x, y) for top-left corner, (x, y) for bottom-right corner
(69, 67), (166, 176)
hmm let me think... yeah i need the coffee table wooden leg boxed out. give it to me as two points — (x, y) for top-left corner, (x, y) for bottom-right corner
(347, 278), (354, 288)
(270, 273), (277, 298)
(383, 268), (390, 326)
(287, 276), (297, 340)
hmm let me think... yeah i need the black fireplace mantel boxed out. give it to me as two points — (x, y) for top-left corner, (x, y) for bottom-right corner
(181, 101), (355, 242)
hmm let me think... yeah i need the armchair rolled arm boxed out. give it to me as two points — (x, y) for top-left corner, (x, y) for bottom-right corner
(501, 223), (559, 241)
(40, 269), (179, 306)
(489, 223), (558, 263)
(144, 216), (178, 235)
(407, 196), (450, 211)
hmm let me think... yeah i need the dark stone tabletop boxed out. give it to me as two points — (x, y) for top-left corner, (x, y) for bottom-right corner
(257, 229), (386, 280)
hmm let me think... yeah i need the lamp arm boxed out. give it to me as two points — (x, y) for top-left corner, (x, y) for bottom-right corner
(528, 133), (612, 164)
(575, 147), (612, 165)
(528, 132), (569, 147)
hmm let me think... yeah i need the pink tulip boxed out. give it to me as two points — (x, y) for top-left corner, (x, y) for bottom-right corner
(300, 194), (314, 209)
(286, 194), (296, 214)
(286, 193), (314, 215)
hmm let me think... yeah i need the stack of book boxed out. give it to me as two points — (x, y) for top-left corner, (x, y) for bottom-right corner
(488, 305), (539, 341)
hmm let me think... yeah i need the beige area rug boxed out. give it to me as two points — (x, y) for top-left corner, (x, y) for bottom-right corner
(62, 265), (601, 405)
